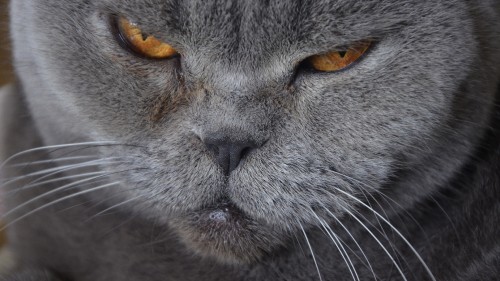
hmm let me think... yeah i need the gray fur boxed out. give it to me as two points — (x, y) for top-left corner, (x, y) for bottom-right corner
(1, 268), (62, 281)
(1, 0), (500, 280)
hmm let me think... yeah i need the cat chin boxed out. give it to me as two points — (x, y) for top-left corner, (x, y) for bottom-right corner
(168, 200), (288, 264)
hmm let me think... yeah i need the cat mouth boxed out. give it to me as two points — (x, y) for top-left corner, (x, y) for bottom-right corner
(200, 201), (245, 227)
(190, 200), (249, 237)
(170, 199), (287, 264)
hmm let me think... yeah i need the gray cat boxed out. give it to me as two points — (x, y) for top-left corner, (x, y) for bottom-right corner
(1, 0), (499, 280)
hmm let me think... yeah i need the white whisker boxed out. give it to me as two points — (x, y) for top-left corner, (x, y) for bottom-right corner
(310, 210), (359, 281)
(329, 169), (431, 245)
(286, 224), (308, 258)
(429, 195), (460, 240)
(321, 205), (379, 280)
(5, 171), (108, 195)
(1, 173), (118, 220)
(299, 222), (323, 281)
(330, 230), (360, 281)
(333, 188), (436, 281)
(1, 181), (122, 232)
(99, 202), (155, 239)
(356, 188), (403, 267)
(324, 205), (408, 281)
(9, 155), (99, 167)
(86, 194), (145, 221)
(0, 141), (119, 168)
(2, 157), (125, 188)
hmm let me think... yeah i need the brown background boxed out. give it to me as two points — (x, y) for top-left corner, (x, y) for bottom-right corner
(0, 0), (13, 86)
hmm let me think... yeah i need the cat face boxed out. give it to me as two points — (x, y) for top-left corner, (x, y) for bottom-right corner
(11, 0), (499, 263)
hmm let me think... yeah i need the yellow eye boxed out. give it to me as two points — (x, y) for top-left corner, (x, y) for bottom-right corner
(117, 17), (178, 59)
(308, 41), (371, 72)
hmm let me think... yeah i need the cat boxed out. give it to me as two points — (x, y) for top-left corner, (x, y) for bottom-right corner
(1, 0), (499, 280)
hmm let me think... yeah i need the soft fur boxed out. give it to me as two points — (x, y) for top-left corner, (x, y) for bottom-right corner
(1, 0), (499, 280)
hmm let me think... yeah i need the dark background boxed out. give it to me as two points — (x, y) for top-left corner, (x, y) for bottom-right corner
(0, 0), (14, 86)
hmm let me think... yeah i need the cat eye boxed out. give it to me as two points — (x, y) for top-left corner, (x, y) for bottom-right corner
(307, 41), (372, 72)
(117, 17), (178, 59)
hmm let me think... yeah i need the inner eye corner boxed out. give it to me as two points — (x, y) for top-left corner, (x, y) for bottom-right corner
(110, 15), (137, 55)
(287, 59), (313, 86)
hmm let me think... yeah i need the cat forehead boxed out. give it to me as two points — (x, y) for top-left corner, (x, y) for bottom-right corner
(105, 0), (409, 20)
(99, 0), (418, 42)
(37, 0), (463, 68)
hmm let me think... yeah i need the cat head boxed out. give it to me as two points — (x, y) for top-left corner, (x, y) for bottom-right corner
(10, 0), (500, 263)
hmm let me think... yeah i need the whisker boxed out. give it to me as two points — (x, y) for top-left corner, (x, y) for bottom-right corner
(55, 196), (100, 214)
(100, 203), (153, 239)
(136, 236), (172, 248)
(85, 194), (145, 221)
(0, 141), (119, 168)
(429, 195), (460, 240)
(298, 222), (323, 281)
(319, 205), (378, 280)
(2, 168), (146, 220)
(5, 171), (108, 195)
(319, 187), (416, 280)
(329, 169), (430, 243)
(9, 155), (99, 167)
(1, 181), (122, 232)
(2, 157), (126, 189)
(330, 230), (360, 281)
(95, 188), (165, 240)
(355, 187), (404, 270)
(333, 189), (437, 281)
(310, 209), (358, 281)
(346, 203), (418, 281)
(327, 205), (408, 281)
(335, 234), (379, 280)
(55, 178), (151, 214)
(2, 173), (119, 220)
(286, 224), (308, 258)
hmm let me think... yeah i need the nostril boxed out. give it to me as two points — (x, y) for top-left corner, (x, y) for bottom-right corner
(227, 144), (255, 174)
(203, 136), (262, 176)
(240, 147), (251, 160)
(205, 143), (219, 156)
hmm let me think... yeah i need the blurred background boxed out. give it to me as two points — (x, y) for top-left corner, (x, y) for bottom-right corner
(0, 0), (14, 86)
(0, 0), (9, 249)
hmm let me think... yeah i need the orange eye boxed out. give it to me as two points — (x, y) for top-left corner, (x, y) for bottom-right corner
(117, 17), (178, 59)
(308, 41), (371, 72)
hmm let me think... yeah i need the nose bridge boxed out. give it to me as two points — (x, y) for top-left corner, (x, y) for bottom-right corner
(216, 70), (257, 95)
(193, 77), (271, 175)
(196, 68), (270, 135)
(198, 96), (268, 144)
(196, 99), (269, 175)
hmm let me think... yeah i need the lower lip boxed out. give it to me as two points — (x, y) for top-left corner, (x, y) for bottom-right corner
(204, 202), (244, 224)
(208, 208), (231, 222)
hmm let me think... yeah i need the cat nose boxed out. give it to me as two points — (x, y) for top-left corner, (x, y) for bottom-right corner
(204, 135), (261, 176)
